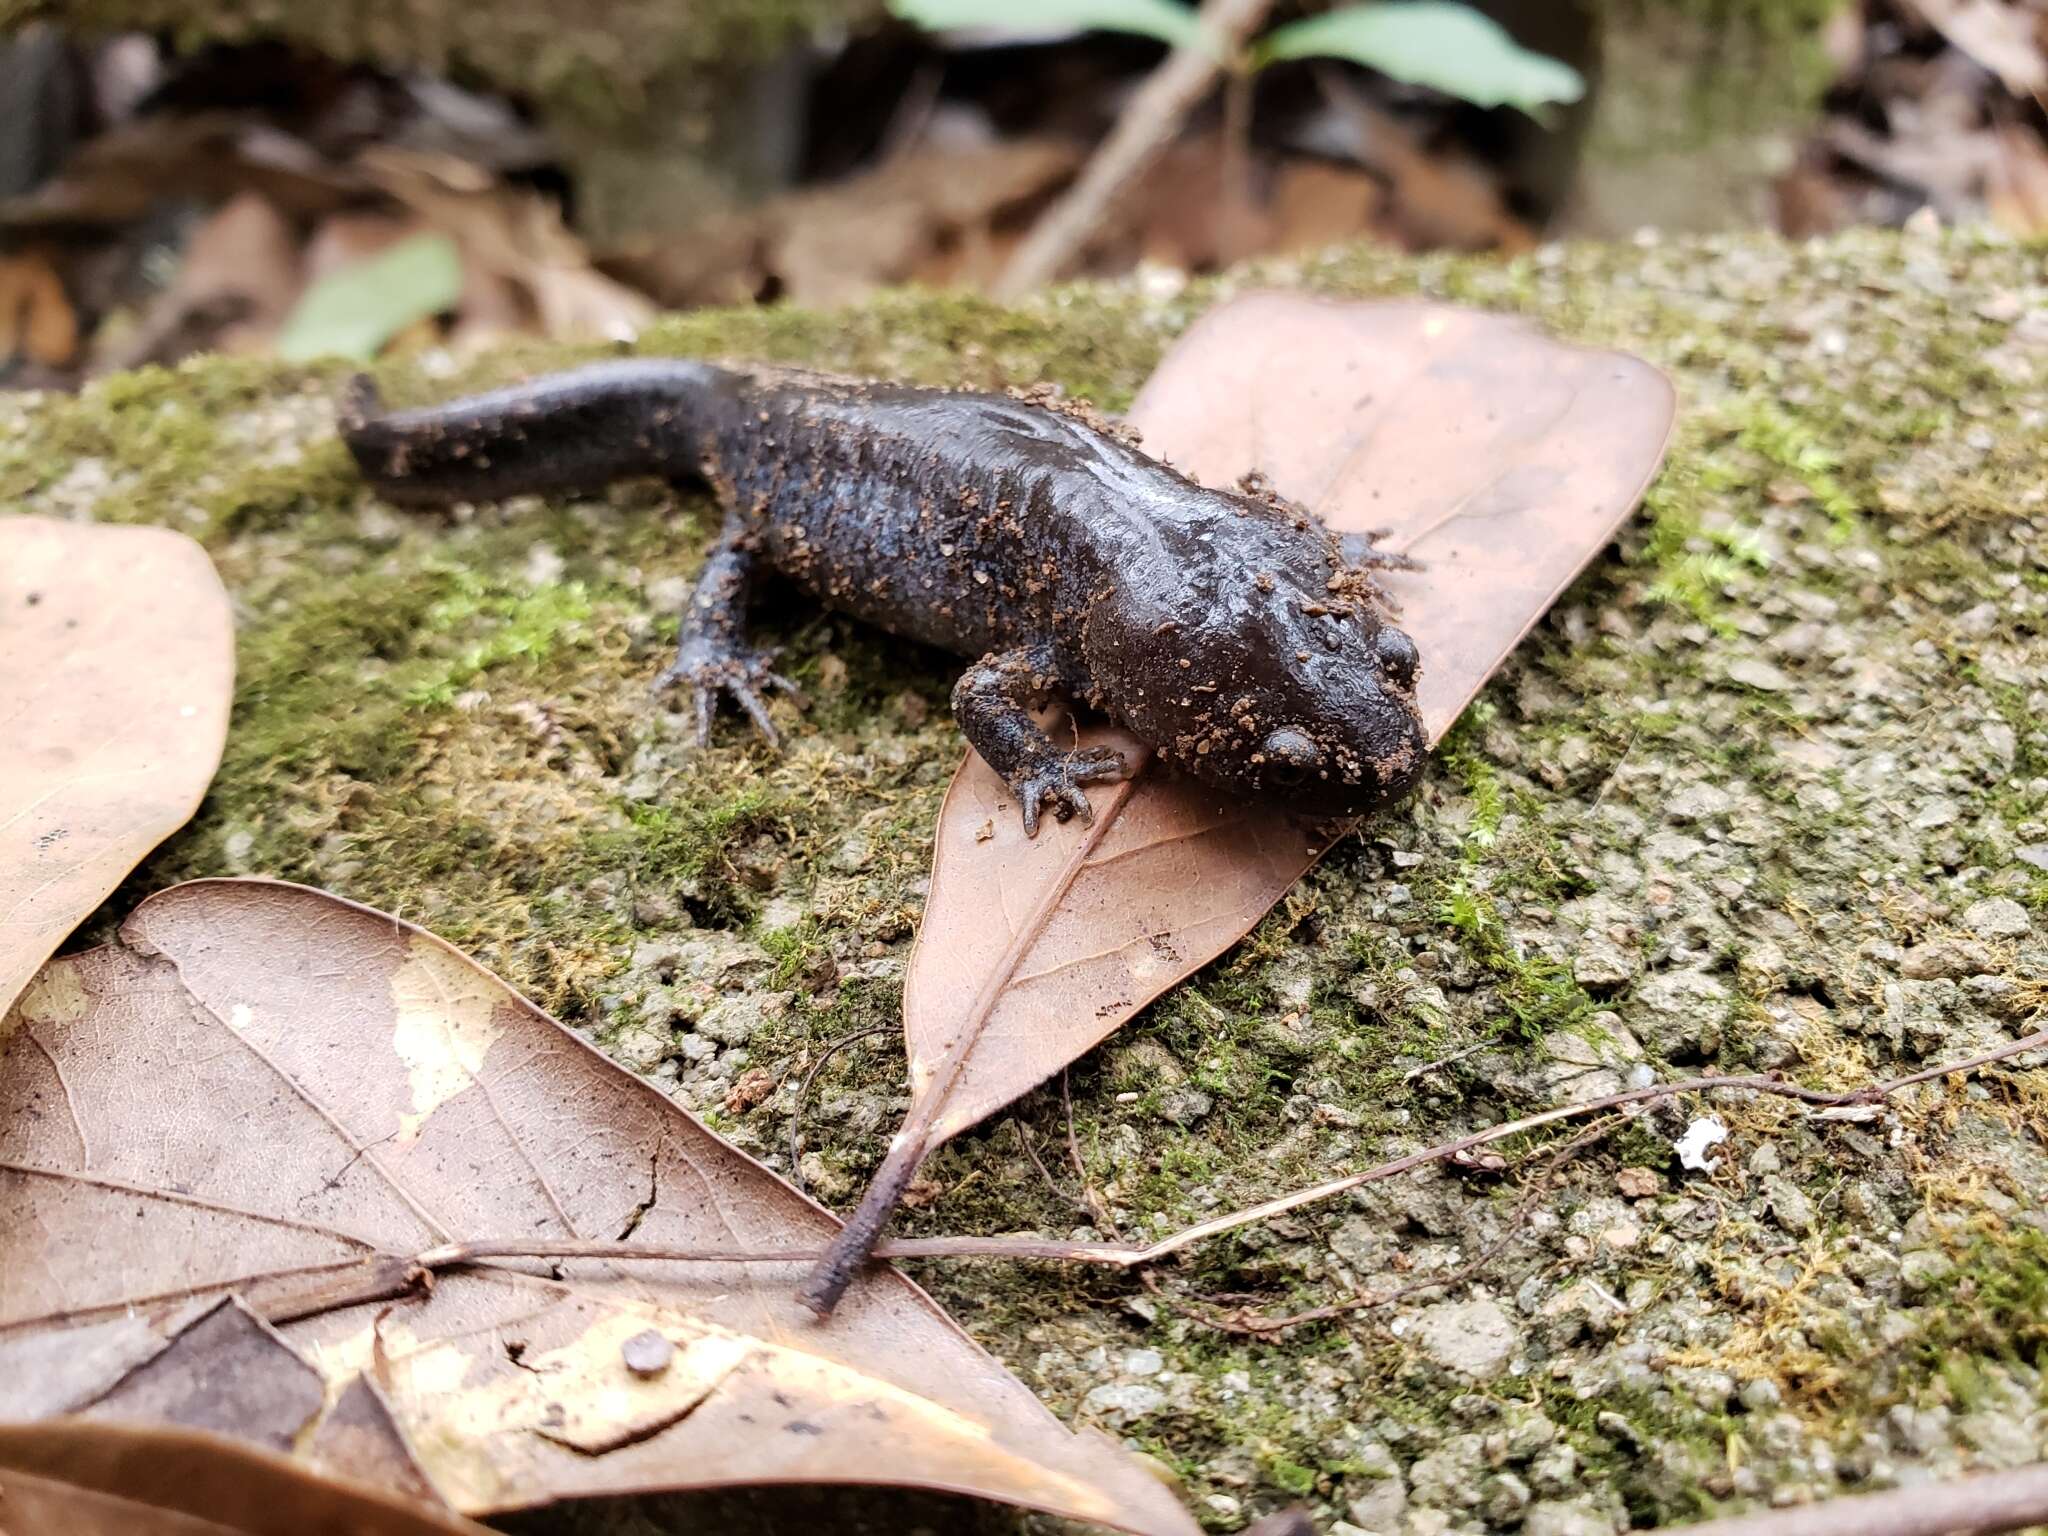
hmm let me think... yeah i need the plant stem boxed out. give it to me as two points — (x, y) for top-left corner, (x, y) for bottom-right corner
(993, 0), (1277, 298)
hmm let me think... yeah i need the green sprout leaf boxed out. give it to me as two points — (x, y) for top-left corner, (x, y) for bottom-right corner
(275, 232), (463, 363)
(1253, 1), (1586, 115)
(887, 0), (1207, 53)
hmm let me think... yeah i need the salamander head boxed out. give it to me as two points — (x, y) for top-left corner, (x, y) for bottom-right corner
(1211, 612), (1427, 818)
(1100, 564), (1428, 819)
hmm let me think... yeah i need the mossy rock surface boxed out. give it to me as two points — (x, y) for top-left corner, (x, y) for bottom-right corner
(7, 0), (869, 114)
(4, 226), (2046, 1533)
(7, 0), (876, 237)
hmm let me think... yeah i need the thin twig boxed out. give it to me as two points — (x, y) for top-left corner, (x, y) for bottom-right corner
(1010, 1115), (1078, 1211)
(1168, 1116), (1621, 1337)
(787, 1025), (892, 1196)
(1401, 1039), (1492, 1081)
(18, 1026), (2033, 1339)
(413, 1026), (2047, 1275)
(1062, 1066), (1121, 1239)
(992, 0), (1277, 298)
(1674, 1461), (2048, 1536)
(799, 761), (1150, 1316)
(1853, 1031), (2048, 1096)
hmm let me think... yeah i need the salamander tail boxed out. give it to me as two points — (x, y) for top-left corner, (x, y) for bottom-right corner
(338, 359), (734, 507)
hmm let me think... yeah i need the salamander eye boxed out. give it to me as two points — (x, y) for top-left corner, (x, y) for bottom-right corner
(1261, 728), (1321, 788)
(1373, 626), (1419, 689)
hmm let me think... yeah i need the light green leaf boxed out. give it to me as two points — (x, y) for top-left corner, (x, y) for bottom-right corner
(275, 232), (463, 363)
(888, 0), (1206, 52)
(1253, 2), (1585, 114)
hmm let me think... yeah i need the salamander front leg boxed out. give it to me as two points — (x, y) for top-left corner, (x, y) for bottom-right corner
(655, 511), (797, 747)
(952, 646), (1129, 837)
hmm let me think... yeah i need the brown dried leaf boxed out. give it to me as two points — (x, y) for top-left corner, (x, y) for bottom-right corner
(359, 147), (654, 345)
(0, 518), (234, 1022)
(0, 248), (78, 366)
(1988, 123), (2048, 236)
(770, 139), (1083, 307)
(1130, 296), (1676, 740)
(1910, 0), (2048, 95)
(72, 1297), (324, 1455)
(801, 296), (1672, 1312)
(599, 140), (1083, 311)
(1314, 78), (1533, 254)
(95, 193), (303, 370)
(907, 723), (1331, 1147)
(0, 1419), (487, 1536)
(0, 114), (365, 231)
(0, 879), (1196, 1536)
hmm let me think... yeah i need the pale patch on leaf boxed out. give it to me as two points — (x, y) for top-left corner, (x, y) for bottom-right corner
(384, 1309), (752, 1466)
(389, 936), (507, 1141)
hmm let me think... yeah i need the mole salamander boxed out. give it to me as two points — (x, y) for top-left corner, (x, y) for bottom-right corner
(341, 359), (1428, 835)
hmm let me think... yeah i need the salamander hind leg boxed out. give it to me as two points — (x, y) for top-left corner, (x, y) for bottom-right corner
(952, 646), (1129, 837)
(655, 512), (797, 748)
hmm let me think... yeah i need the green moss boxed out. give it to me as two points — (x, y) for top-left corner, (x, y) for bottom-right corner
(1262, 1453), (1318, 1498)
(759, 915), (827, 985)
(405, 574), (596, 706)
(1738, 402), (1859, 539)
(1906, 1224), (2048, 1390)
(1441, 725), (1506, 850)
(601, 782), (794, 927)
(1433, 884), (1595, 1043)
(1540, 1383), (1730, 1525)
(227, 551), (601, 775)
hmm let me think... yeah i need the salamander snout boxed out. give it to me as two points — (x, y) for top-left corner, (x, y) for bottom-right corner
(1251, 617), (1427, 817)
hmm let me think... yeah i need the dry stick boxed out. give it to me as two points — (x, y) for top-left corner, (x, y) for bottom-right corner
(401, 1025), (2047, 1283)
(1063, 1065), (1122, 1238)
(1011, 1116), (1080, 1212)
(1172, 1115), (1623, 1338)
(1673, 1460), (2048, 1536)
(991, 0), (1278, 299)
(786, 1024), (893, 1196)
(28, 1026), (2041, 1342)
(1400, 1039), (1493, 1081)
(17, 1030), (2035, 1340)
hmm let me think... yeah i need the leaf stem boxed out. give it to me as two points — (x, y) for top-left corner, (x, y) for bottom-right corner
(21, 1027), (2032, 1339)
(993, 0), (1276, 297)
(433, 1026), (2048, 1278)
(794, 750), (1146, 1317)
(796, 1132), (931, 1316)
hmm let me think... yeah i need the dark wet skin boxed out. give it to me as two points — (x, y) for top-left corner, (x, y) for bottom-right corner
(340, 360), (1428, 835)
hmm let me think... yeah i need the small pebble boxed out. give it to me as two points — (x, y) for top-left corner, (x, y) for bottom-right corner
(621, 1329), (675, 1377)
